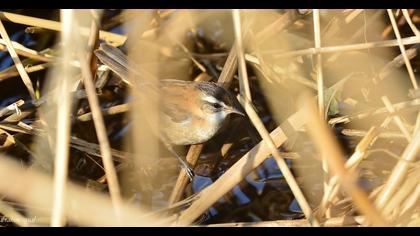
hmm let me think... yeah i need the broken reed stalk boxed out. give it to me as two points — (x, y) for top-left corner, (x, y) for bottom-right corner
(381, 96), (412, 142)
(0, 155), (172, 226)
(386, 9), (418, 90)
(50, 9), (74, 227)
(382, 170), (420, 218)
(77, 18), (123, 222)
(318, 127), (379, 217)
(0, 63), (50, 81)
(233, 9), (319, 226)
(0, 39), (53, 62)
(0, 11), (126, 46)
(0, 19), (36, 100)
(374, 126), (420, 210)
(402, 9), (420, 37)
(301, 94), (389, 226)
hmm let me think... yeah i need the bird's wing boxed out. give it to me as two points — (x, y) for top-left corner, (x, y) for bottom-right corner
(160, 81), (193, 123)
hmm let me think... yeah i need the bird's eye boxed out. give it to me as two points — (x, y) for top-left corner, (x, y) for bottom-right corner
(211, 103), (222, 109)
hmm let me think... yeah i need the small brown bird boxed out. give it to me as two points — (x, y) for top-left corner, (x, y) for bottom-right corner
(95, 44), (244, 179)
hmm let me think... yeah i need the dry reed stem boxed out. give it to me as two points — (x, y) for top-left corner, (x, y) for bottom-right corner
(329, 98), (420, 125)
(387, 9), (418, 90)
(76, 103), (130, 122)
(174, 66), (373, 225)
(169, 38), (242, 205)
(382, 170), (420, 217)
(318, 127), (379, 217)
(50, 10), (74, 227)
(168, 144), (203, 205)
(312, 10), (329, 217)
(77, 19), (123, 222)
(381, 96), (412, 142)
(345, 9), (364, 24)
(374, 126), (420, 210)
(400, 183), (420, 215)
(402, 9), (420, 37)
(0, 11), (126, 46)
(0, 63), (50, 81)
(0, 155), (172, 226)
(207, 215), (365, 227)
(233, 9), (318, 226)
(269, 36), (420, 58)
(174, 119), (290, 225)
(342, 128), (406, 139)
(239, 95), (320, 226)
(0, 39), (53, 62)
(301, 94), (389, 226)
(0, 19), (36, 100)
(232, 9), (252, 100)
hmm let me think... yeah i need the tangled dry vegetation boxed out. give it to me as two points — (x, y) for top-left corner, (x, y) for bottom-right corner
(0, 9), (419, 227)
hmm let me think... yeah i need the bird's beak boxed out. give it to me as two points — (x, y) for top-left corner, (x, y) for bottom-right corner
(225, 106), (246, 116)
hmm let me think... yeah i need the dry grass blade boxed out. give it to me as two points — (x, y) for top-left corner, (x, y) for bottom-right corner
(0, 19), (36, 99)
(0, 11), (126, 46)
(301, 94), (390, 226)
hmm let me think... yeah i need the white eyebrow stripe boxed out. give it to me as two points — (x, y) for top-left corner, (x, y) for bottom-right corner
(202, 95), (225, 106)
